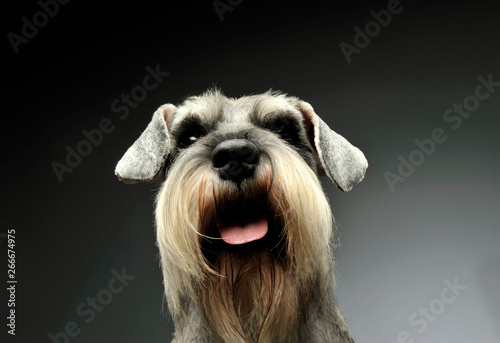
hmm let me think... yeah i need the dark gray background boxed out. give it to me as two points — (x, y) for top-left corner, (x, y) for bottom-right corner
(3, 0), (499, 342)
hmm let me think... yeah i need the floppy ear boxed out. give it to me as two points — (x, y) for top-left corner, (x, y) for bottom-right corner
(115, 104), (176, 183)
(299, 101), (368, 192)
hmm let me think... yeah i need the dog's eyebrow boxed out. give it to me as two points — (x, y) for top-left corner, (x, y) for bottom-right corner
(249, 98), (300, 124)
(250, 107), (300, 128)
(170, 115), (209, 138)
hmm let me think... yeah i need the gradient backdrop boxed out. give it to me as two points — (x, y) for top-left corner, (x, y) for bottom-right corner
(3, 1), (499, 342)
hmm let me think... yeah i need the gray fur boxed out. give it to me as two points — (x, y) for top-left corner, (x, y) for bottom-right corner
(115, 105), (170, 183)
(316, 116), (367, 192)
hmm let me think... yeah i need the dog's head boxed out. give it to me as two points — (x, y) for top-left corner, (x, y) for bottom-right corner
(115, 89), (366, 190)
(115, 89), (367, 340)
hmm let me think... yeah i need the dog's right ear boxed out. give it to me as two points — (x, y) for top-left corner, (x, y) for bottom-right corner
(115, 104), (176, 183)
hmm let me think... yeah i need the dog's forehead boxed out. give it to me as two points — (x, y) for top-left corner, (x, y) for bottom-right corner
(231, 94), (300, 122)
(172, 92), (301, 128)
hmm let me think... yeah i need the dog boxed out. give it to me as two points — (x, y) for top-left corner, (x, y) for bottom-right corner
(115, 89), (367, 343)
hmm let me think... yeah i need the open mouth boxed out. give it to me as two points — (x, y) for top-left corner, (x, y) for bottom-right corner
(217, 206), (269, 245)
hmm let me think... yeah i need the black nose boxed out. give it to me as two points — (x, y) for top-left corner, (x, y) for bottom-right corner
(211, 139), (260, 183)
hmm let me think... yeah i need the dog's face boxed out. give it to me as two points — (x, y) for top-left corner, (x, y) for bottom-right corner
(115, 90), (367, 342)
(164, 92), (320, 248)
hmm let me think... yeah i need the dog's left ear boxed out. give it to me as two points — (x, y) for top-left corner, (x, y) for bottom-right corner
(115, 104), (176, 183)
(299, 101), (368, 192)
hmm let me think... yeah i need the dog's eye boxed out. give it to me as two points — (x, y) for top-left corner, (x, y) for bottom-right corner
(266, 117), (300, 143)
(174, 118), (207, 149)
(177, 131), (204, 149)
(181, 135), (199, 147)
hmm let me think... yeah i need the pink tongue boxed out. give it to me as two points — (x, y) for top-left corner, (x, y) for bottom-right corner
(218, 215), (268, 245)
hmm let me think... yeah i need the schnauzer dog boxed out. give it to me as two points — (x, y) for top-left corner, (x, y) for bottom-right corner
(115, 89), (367, 343)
